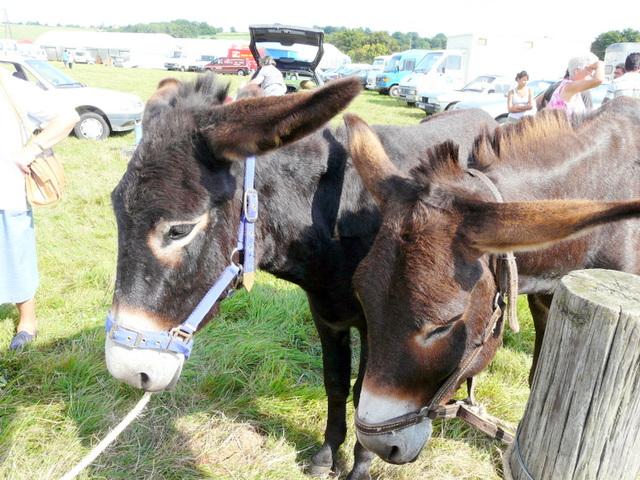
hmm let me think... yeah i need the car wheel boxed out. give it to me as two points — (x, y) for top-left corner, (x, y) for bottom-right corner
(388, 85), (399, 97)
(237, 70), (246, 76)
(496, 114), (508, 125)
(445, 102), (459, 111)
(74, 112), (110, 140)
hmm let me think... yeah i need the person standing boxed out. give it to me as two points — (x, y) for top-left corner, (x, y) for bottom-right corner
(0, 70), (79, 350)
(603, 52), (640, 103)
(245, 56), (286, 96)
(62, 50), (69, 68)
(67, 51), (74, 69)
(547, 53), (603, 117)
(613, 63), (626, 79)
(505, 71), (535, 124)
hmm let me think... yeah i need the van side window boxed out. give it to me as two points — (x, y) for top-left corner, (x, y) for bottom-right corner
(445, 55), (462, 71)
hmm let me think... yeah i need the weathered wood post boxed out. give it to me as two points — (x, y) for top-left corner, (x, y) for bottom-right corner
(506, 269), (640, 480)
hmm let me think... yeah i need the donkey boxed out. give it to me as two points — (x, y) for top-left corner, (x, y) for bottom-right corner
(104, 74), (497, 479)
(342, 98), (640, 465)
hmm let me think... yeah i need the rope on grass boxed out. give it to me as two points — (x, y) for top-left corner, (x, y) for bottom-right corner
(60, 391), (153, 480)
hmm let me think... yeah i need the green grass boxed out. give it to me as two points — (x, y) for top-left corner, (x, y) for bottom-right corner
(0, 66), (530, 479)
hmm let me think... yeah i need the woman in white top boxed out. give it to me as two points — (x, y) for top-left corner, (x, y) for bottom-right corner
(246, 55), (287, 96)
(506, 70), (535, 124)
(0, 70), (79, 350)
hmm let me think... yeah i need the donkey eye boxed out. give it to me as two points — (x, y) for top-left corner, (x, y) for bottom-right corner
(428, 324), (452, 338)
(168, 224), (195, 240)
(422, 323), (454, 344)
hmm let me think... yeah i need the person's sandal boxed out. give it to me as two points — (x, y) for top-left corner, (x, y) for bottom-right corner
(9, 331), (37, 351)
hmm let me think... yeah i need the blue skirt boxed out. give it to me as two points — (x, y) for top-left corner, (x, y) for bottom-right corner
(0, 210), (39, 304)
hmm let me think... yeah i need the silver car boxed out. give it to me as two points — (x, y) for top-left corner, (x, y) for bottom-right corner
(1, 58), (143, 140)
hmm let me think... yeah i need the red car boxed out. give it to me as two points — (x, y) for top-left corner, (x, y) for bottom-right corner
(204, 57), (257, 76)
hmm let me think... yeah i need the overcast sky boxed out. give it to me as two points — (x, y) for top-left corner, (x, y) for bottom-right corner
(3, 0), (638, 47)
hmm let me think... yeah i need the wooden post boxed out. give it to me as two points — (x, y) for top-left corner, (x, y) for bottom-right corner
(506, 269), (640, 480)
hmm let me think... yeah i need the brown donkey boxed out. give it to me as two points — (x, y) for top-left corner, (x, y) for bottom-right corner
(343, 97), (640, 464)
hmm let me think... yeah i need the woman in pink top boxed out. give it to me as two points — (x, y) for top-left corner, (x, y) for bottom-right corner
(548, 53), (604, 117)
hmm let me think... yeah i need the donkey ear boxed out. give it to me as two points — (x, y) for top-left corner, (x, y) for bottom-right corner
(344, 113), (408, 211)
(203, 77), (362, 161)
(142, 78), (181, 129)
(463, 198), (640, 253)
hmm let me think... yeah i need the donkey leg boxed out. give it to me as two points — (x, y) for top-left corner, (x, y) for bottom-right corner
(346, 328), (375, 480)
(527, 294), (553, 385)
(308, 312), (352, 476)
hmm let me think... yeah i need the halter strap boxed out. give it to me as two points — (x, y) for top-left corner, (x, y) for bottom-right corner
(106, 156), (258, 359)
(467, 169), (519, 333)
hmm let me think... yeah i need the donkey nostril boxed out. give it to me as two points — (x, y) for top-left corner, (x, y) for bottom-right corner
(388, 445), (401, 462)
(139, 372), (150, 387)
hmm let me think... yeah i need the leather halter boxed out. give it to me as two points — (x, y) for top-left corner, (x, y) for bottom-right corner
(105, 156), (258, 359)
(354, 169), (518, 441)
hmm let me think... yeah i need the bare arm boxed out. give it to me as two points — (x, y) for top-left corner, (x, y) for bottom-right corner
(12, 108), (79, 173)
(562, 61), (604, 101)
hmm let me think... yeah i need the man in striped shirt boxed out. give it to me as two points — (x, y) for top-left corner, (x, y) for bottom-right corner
(604, 52), (640, 103)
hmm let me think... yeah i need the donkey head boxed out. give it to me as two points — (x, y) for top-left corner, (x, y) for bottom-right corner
(343, 113), (640, 463)
(106, 75), (361, 392)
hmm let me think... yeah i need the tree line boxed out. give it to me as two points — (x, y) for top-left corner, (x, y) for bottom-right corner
(591, 28), (640, 59)
(317, 26), (447, 63)
(323, 27), (640, 63)
(111, 19), (222, 38)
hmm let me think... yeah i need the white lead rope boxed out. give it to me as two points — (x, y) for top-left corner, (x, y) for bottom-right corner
(60, 391), (153, 480)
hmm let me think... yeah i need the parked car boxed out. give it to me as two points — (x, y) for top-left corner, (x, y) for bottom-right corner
(0, 57), (143, 140)
(320, 64), (352, 82)
(338, 65), (371, 86)
(73, 51), (95, 64)
(452, 79), (607, 124)
(110, 56), (137, 68)
(190, 55), (217, 72)
(204, 57), (256, 76)
(249, 24), (325, 91)
(417, 74), (512, 115)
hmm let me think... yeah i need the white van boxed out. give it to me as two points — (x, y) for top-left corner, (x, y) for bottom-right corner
(74, 51), (95, 64)
(604, 43), (640, 81)
(365, 55), (391, 90)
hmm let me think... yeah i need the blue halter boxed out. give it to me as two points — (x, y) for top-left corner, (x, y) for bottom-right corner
(105, 156), (258, 358)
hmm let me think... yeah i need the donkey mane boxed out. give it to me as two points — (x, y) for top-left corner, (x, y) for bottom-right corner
(408, 108), (593, 196)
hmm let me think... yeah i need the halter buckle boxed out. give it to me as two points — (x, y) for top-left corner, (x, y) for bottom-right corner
(169, 326), (194, 343)
(109, 323), (144, 348)
(243, 189), (258, 223)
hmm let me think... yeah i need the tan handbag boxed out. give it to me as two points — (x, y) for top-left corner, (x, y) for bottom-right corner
(1, 74), (68, 206)
(24, 148), (67, 206)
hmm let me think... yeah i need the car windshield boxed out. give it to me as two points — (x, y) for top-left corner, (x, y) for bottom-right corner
(25, 59), (83, 88)
(384, 56), (402, 72)
(462, 76), (500, 92)
(413, 52), (443, 73)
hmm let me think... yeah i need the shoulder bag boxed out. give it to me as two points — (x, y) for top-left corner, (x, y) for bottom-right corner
(1, 74), (68, 206)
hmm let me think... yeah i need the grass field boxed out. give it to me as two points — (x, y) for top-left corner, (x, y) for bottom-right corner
(0, 64), (534, 479)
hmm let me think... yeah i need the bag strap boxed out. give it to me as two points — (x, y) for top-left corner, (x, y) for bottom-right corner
(0, 74), (30, 146)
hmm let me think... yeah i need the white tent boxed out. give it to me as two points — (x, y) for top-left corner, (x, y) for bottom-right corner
(319, 44), (351, 69)
(35, 31), (177, 68)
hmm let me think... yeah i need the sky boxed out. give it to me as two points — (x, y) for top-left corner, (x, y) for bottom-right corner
(3, 0), (639, 48)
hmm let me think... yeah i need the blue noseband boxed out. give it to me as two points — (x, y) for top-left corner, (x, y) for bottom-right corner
(106, 156), (258, 359)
